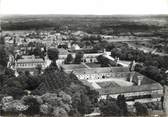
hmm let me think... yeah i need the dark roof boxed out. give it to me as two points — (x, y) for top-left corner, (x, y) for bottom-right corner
(98, 83), (163, 95)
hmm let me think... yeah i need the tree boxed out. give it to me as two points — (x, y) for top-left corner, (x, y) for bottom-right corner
(78, 93), (93, 115)
(26, 76), (41, 90)
(74, 52), (84, 64)
(0, 60), (7, 76)
(35, 70), (72, 94)
(64, 80), (98, 115)
(6, 45), (15, 60)
(134, 102), (148, 116)
(15, 54), (22, 61)
(34, 63), (98, 115)
(0, 36), (5, 45)
(0, 46), (8, 66)
(35, 64), (42, 75)
(116, 95), (128, 115)
(39, 92), (71, 116)
(99, 98), (122, 116)
(5, 68), (15, 78)
(47, 48), (59, 69)
(33, 47), (41, 57)
(1, 74), (30, 99)
(22, 96), (41, 115)
(144, 65), (162, 82)
(48, 48), (59, 62)
(52, 107), (68, 117)
(1, 97), (28, 115)
(0, 47), (11, 88)
(97, 55), (107, 67)
(1, 86), (26, 99)
(97, 55), (116, 67)
(64, 54), (73, 64)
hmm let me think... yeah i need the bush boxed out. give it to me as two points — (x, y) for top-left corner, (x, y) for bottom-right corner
(74, 52), (84, 64)
(40, 104), (53, 115)
(1, 96), (28, 113)
(134, 102), (148, 116)
(40, 92), (72, 116)
(1, 87), (26, 99)
(99, 98), (122, 116)
(21, 95), (40, 115)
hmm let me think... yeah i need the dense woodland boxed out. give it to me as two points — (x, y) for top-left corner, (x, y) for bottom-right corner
(2, 15), (168, 36)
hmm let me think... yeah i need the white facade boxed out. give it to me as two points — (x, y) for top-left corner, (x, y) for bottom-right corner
(15, 58), (45, 69)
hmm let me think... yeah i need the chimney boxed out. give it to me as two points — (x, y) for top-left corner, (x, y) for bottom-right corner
(129, 72), (135, 82)
(137, 76), (143, 86)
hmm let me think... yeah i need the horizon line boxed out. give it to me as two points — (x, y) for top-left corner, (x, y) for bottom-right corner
(1, 13), (168, 17)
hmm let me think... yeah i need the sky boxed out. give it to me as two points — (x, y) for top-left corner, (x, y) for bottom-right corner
(0, 0), (168, 15)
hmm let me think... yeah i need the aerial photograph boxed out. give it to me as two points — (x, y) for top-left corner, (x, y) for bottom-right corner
(0, 0), (168, 116)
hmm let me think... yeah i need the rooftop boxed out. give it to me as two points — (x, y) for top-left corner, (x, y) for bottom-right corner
(98, 83), (163, 95)
(73, 67), (129, 74)
(16, 58), (45, 63)
(62, 64), (88, 70)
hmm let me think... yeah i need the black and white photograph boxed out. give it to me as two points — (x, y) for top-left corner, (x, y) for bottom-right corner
(0, 0), (168, 116)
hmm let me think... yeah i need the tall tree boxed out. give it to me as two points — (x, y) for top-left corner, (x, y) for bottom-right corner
(47, 48), (59, 70)
(78, 93), (93, 115)
(35, 64), (42, 75)
(117, 95), (128, 115)
(99, 98), (122, 116)
(97, 55), (116, 67)
(65, 54), (73, 64)
(0, 46), (9, 88)
(0, 46), (8, 65)
(74, 52), (84, 64)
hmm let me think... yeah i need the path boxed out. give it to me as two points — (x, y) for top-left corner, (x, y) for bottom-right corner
(81, 62), (91, 69)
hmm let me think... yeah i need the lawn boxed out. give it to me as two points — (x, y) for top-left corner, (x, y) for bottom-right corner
(85, 63), (102, 68)
(97, 81), (120, 89)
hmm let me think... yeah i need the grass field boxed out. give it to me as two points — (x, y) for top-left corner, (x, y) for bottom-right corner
(85, 63), (102, 68)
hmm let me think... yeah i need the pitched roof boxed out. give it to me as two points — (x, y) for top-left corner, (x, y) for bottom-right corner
(98, 83), (163, 95)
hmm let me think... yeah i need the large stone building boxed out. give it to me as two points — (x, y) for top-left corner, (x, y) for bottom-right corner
(73, 67), (130, 80)
(69, 66), (163, 109)
(15, 56), (45, 74)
